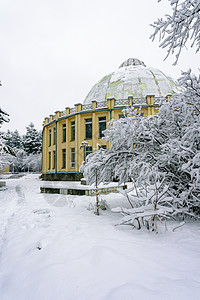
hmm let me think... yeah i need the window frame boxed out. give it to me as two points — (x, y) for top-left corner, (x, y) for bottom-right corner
(85, 146), (92, 158)
(98, 116), (106, 138)
(53, 150), (56, 169)
(53, 127), (56, 145)
(70, 147), (75, 168)
(71, 121), (75, 141)
(85, 118), (92, 139)
(48, 152), (51, 169)
(49, 129), (52, 146)
(62, 124), (66, 143)
(62, 149), (66, 169)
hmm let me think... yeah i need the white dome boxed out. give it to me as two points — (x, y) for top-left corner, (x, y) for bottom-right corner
(84, 58), (181, 104)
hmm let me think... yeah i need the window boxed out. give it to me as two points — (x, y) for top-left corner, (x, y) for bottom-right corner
(49, 130), (51, 146)
(62, 149), (66, 169)
(85, 146), (92, 158)
(48, 152), (51, 169)
(99, 116), (106, 138)
(62, 124), (66, 143)
(53, 127), (56, 145)
(99, 145), (107, 150)
(119, 114), (125, 119)
(71, 121), (75, 141)
(53, 151), (56, 169)
(85, 118), (92, 139)
(70, 148), (75, 168)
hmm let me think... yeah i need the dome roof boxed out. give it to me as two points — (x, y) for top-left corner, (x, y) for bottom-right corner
(119, 58), (146, 68)
(84, 58), (181, 104)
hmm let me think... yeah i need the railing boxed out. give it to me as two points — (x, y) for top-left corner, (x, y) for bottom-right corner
(70, 107), (76, 114)
(115, 99), (129, 106)
(132, 97), (146, 105)
(97, 101), (107, 108)
(154, 97), (164, 104)
(45, 97), (164, 125)
(82, 103), (93, 111)
(60, 110), (66, 117)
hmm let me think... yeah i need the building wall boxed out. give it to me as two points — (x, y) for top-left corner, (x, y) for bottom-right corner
(42, 96), (159, 181)
(0, 165), (10, 173)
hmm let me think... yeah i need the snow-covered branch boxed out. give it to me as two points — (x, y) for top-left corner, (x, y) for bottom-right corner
(150, 0), (200, 64)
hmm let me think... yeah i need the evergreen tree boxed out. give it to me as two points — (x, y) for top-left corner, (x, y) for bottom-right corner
(6, 129), (22, 149)
(5, 123), (42, 172)
(0, 108), (9, 125)
(0, 108), (13, 169)
(23, 122), (42, 154)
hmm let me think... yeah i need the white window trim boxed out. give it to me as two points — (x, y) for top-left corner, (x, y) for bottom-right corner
(70, 148), (75, 168)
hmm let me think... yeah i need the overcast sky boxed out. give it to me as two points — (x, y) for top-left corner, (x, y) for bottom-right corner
(0, 0), (198, 134)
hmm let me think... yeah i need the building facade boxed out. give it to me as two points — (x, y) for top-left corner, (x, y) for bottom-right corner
(42, 58), (181, 181)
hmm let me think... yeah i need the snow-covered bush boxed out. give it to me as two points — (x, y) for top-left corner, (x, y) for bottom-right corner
(8, 149), (42, 173)
(113, 177), (195, 232)
(113, 181), (174, 232)
(7, 149), (27, 172)
(82, 70), (200, 228)
(23, 153), (42, 172)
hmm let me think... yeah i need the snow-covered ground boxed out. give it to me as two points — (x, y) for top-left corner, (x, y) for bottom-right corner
(0, 174), (200, 300)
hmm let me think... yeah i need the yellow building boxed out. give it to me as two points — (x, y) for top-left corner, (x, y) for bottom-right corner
(0, 165), (10, 173)
(42, 58), (181, 181)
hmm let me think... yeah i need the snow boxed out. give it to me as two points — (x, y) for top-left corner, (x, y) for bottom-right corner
(41, 180), (123, 190)
(0, 174), (200, 300)
(84, 63), (182, 104)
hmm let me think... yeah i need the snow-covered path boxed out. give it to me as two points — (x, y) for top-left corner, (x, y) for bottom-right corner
(0, 177), (28, 255)
(0, 175), (200, 300)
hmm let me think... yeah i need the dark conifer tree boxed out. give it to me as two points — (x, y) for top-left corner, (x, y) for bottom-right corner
(23, 123), (42, 154)
(6, 130), (22, 149)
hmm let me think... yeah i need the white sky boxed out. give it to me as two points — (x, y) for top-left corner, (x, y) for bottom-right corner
(0, 0), (198, 134)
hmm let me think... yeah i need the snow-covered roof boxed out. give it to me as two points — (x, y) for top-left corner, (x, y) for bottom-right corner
(84, 58), (182, 104)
